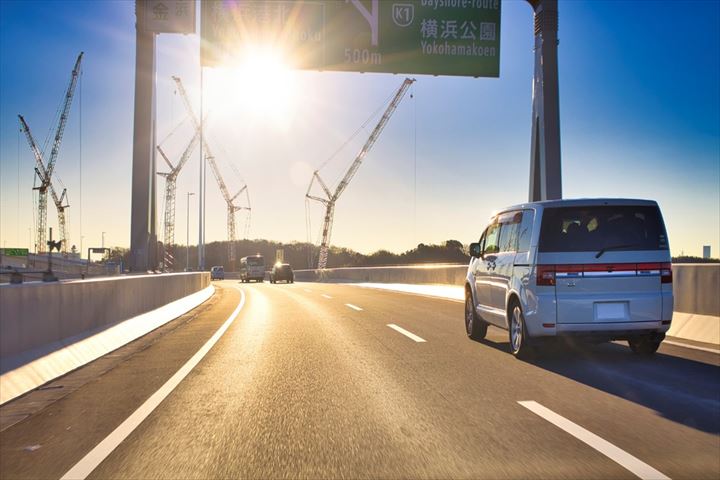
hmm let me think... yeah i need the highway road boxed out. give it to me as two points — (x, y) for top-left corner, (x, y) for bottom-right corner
(1, 281), (718, 479)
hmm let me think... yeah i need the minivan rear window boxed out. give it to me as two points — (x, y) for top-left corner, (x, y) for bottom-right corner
(539, 205), (668, 252)
(247, 257), (264, 266)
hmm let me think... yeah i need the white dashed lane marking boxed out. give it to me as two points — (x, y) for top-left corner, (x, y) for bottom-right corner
(518, 401), (670, 480)
(386, 324), (426, 343)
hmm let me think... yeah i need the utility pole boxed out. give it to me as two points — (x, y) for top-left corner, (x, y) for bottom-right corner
(528, 0), (562, 201)
(186, 192), (194, 271)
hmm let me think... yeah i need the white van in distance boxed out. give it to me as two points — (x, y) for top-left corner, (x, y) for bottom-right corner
(240, 255), (265, 283)
(465, 199), (673, 357)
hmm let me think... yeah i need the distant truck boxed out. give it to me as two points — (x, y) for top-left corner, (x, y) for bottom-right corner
(240, 255), (265, 283)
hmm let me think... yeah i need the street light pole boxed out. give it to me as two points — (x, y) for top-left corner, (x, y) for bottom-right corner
(187, 192), (195, 271)
(101, 231), (106, 249)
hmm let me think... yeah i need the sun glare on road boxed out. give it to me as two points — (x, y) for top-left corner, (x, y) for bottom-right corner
(205, 47), (296, 126)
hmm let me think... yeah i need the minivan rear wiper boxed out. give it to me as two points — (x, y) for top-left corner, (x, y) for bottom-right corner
(595, 243), (643, 259)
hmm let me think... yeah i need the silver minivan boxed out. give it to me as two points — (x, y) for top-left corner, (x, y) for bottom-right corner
(465, 199), (673, 357)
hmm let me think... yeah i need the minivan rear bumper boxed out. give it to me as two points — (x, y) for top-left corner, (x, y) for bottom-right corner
(556, 320), (669, 337)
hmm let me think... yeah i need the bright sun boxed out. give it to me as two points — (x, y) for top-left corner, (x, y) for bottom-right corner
(205, 47), (296, 126)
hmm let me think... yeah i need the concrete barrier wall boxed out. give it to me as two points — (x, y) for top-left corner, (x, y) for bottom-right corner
(294, 264), (468, 286)
(0, 272), (209, 361)
(672, 264), (720, 316)
(295, 263), (720, 317)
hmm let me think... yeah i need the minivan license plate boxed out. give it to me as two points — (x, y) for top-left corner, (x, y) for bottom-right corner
(595, 302), (628, 321)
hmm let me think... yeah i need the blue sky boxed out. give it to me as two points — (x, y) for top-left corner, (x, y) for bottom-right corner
(1, 0), (718, 257)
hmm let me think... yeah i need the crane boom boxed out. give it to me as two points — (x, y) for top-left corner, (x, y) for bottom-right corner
(171, 76), (233, 203)
(333, 78), (414, 201)
(18, 52), (82, 254)
(46, 52), (83, 185)
(306, 77), (415, 269)
(172, 76), (252, 268)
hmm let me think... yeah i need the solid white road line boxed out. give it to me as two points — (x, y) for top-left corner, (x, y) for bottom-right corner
(345, 303), (363, 311)
(387, 324), (426, 343)
(61, 288), (247, 480)
(518, 401), (670, 480)
(321, 294), (333, 299)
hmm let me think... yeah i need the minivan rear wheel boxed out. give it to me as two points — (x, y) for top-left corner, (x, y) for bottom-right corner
(465, 292), (487, 340)
(509, 303), (533, 359)
(628, 336), (662, 355)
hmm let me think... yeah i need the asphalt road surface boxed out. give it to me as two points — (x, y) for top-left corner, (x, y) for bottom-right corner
(1, 281), (718, 479)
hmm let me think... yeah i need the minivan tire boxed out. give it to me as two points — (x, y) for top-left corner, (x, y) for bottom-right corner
(628, 336), (661, 355)
(509, 302), (533, 359)
(465, 292), (488, 340)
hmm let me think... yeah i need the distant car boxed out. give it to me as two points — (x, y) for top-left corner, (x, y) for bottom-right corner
(465, 198), (673, 357)
(270, 263), (294, 284)
(210, 266), (225, 280)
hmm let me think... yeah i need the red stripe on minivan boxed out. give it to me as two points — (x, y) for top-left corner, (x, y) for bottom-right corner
(536, 262), (672, 285)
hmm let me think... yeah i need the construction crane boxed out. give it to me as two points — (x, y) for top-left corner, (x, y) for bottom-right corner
(157, 121), (201, 271)
(172, 76), (251, 268)
(306, 77), (415, 269)
(19, 52), (83, 254)
(18, 116), (70, 254)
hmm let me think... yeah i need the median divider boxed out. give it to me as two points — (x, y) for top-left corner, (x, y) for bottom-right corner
(0, 272), (212, 405)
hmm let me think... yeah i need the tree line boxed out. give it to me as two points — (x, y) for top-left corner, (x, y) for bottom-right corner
(108, 239), (471, 271)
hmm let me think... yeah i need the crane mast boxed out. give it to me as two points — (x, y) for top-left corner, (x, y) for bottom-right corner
(307, 77), (415, 269)
(157, 125), (201, 270)
(172, 76), (251, 268)
(18, 116), (70, 255)
(19, 52), (83, 254)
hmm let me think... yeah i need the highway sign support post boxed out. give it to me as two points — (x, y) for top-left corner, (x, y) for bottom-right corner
(130, 0), (195, 273)
(528, 0), (562, 201)
(130, 2), (158, 273)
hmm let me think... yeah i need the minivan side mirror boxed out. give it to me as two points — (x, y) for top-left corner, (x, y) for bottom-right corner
(469, 242), (482, 258)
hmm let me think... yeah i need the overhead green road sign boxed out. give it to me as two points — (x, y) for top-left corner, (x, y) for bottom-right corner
(1, 248), (29, 257)
(201, 0), (501, 77)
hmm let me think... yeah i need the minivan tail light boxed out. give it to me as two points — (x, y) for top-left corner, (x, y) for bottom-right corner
(660, 262), (673, 284)
(537, 265), (556, 286)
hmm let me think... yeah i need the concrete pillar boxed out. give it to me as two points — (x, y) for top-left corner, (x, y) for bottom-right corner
(130, 1), (158, 271)
(528, 0), (562, 201)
